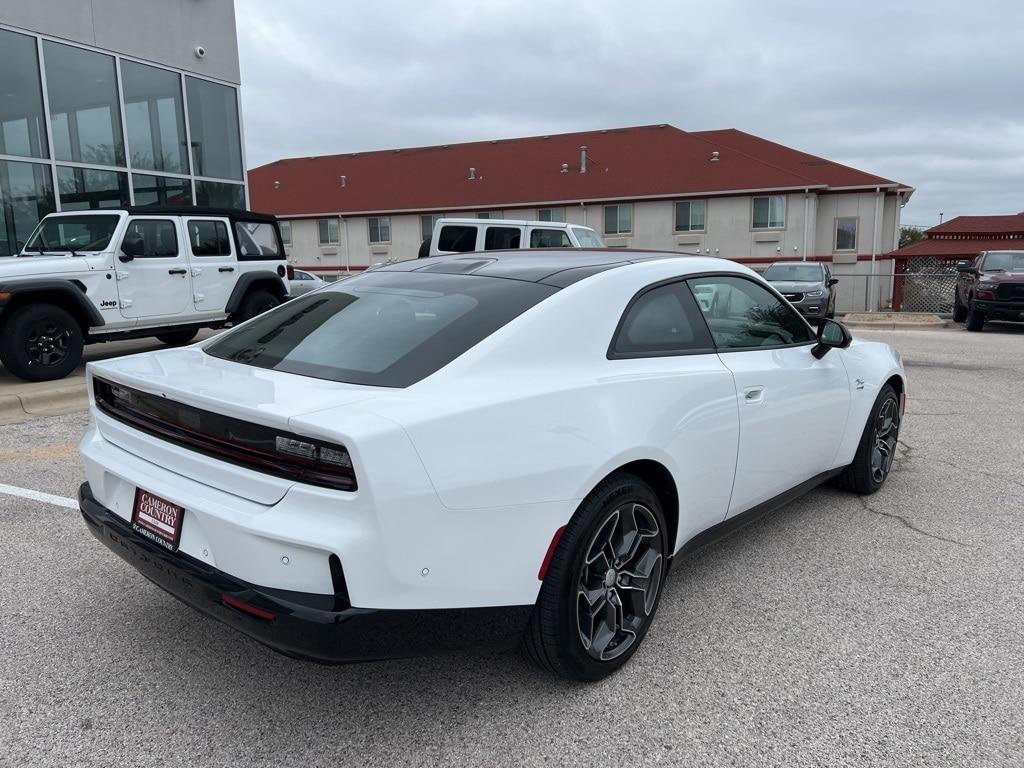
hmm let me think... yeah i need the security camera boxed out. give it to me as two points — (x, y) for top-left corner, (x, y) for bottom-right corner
(194, 45), (206, 59)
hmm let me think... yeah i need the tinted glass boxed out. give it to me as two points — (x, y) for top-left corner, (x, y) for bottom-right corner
(57, 166), (130, 210)
(484, 226), (521, 250)
(188, 220), (230, 256)
(612, 282), (713, 356)
(688, 275), (813, 349)
(1, 160), (56, 257)
(572, 227), (604, 248)
(234, 221), (281, 260)
(835, 217), (857, 251)
(205, 272), (558, 387)
(0, 30), (48, 159)
(185, 77), (242, 180)
(195, 180), (244, 209)
(44, 41), (124, 166)
(318, 219), (337, 244)
(438, 225), (477, 252)
(530, 229), (572, 247)
(763, 264), (824, 282)
(604, 205), (631, 234)
(125, 219), (178, 257)
(420, 214), (441, 240)
(121, 61), (189, 174)
(25, 214), (116, 254)
(368, 216), (390, 243)
(674, 200), (706, 232)
(132, 173), (192, 207)
(753, 196), (785, 229)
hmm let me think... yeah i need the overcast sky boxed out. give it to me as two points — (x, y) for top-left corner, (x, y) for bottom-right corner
(236, 0), (1024, 227)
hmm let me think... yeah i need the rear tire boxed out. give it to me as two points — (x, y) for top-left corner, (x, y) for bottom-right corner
(952, 291), (967, 323)
(522, 472), (668, 681)
(235, 288), (280, 323)
(833, 384), (901, 495)
(0, 304), (84, 382)
(155, 328), (199, 346)
(965, 300), (985, 332)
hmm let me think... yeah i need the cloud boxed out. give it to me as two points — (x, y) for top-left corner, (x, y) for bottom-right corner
(236, 0), (1024, 224)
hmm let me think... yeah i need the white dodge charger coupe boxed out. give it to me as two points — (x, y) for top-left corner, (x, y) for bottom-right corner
(78, 251), (906, 681)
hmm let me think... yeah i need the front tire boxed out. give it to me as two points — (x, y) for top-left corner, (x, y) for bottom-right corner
(834, 384), (901, 495)
(522, 473), (668, 681)
(155, 328), (199, 346)
(0, 304), (84, 382)
(952, 291), (967, 323)
(965, 300), (985, 332)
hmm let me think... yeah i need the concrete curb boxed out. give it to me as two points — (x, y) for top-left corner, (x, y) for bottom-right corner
(0, 380), (88, 425)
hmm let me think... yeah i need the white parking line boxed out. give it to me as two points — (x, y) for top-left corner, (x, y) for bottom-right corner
(0, 483), (78, 510)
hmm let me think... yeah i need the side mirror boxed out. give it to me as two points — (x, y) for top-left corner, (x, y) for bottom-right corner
(955, 261), (974, 273)
(812, 319), (852, 359)
(120, 233), (144, 262)
(827, 277), (839, 287)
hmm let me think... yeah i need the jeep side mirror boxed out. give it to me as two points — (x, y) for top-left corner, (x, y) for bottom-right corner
(812, 319), (852, 359)
(120, 233), (144, 262)
(827, 277), (839, 286)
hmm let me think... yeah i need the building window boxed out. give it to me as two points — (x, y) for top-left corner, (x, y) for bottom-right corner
(674, 200), (706, 232)
(420, 214), (442, 240)
(752, 196), (785, 229)
(44, 41), (125, 167)
(834, 217), (858, 251)
(368, 216), (391, 244)
(57, 166), (130, 211)
(194, 180), (244, 209)
(477, 211), (503, 219)
(279, 220), (292, 245)
(185, 76), (243, 181)
(121, 60), (189, 175)
(132, 174), (192, 208)
(0, 159), (56, 257)
(0, 29), (49, 160)
(318, 218), (339, 245)
(604, 204), (632, 235)
(538, 207), (565, 222)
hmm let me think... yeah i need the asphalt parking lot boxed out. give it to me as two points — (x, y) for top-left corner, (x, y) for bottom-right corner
(1, 324), (1022, 767)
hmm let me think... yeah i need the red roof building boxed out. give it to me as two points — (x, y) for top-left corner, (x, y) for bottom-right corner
(888, 214), (1024, 261)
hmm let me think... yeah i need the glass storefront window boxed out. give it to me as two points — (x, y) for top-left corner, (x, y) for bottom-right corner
(0, 160), (56, 257)
(0, 29), (49, 159)
(44, 41), (125, 167)
(57, 166), (130, 210)
(132, 173), (193, 207)
(185, 77), (242, 181)
(121, 61), (189, 174)
(195, 180), (244, 209)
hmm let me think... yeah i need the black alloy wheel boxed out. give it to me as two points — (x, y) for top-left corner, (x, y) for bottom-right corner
(0, 304), (84, 382)
(834, 384), (901, 495)
(869, 395), (900, 485)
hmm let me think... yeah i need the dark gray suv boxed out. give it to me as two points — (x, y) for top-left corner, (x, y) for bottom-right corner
(763, 262), (838, 321)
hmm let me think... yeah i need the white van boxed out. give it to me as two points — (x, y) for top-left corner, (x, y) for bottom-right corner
(420, 218), (604, 258)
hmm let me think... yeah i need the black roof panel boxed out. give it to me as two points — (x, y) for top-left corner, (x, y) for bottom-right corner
(125, 206), (278, 223)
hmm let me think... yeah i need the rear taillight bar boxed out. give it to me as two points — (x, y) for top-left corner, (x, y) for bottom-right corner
(93, 378), (357, 491)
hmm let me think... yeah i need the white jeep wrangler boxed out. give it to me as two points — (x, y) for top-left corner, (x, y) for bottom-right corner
(0, 207), (291, 382)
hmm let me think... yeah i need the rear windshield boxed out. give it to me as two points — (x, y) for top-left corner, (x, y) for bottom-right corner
(204, 271), (557, 387)
(24, 215), (119, 253)
(763, 264), (823, 282)
(234, 220), (282, 260)
(572, 227), (605, 248)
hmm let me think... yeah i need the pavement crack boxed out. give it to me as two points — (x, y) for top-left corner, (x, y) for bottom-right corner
(857, 496), (966, 547)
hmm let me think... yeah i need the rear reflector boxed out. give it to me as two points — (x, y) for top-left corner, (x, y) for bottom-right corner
(222, 593), (276, 622)
(538, 525), (566, 581)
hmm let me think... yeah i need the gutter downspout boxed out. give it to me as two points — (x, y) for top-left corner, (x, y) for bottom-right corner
(580, 201), (586, 227)
(869, 187), (882, 311)
(341, 214), (350, 273)
(802, 189), (810, 261)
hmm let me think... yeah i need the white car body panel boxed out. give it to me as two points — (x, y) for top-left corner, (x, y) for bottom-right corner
(80, 253), (906, 612)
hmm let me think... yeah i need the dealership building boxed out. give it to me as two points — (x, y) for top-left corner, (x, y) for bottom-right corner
(0, 0), (247, 258)
(250, 124), (912, 310)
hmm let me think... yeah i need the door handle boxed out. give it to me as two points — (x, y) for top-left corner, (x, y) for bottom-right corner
(743, 386), (766, 404)
(218, 266), (235, 273)
(168, 268), (187, 275)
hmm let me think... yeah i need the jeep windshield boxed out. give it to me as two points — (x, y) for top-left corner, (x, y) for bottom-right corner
(23, 215), (120, 254)
(763, 264), (823, 282)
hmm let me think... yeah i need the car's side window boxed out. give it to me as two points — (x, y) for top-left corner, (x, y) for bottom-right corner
(123, 219), (178, 258)
(484, 226), (522, 250)
(530, 229), (572, 248)
(437, 225), (477, 252)
(188, 220), (231, 257)
(687, 275), (814, 349)
(610, 281), (714, 358)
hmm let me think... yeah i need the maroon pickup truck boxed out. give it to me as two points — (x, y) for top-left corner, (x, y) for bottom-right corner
(954, 250), (1024, 331)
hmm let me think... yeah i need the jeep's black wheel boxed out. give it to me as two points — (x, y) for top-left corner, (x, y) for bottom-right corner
(235, 289), (280, 323)
(155, 328), (199, 346)
(834, 384), (901, 495)
(522, 472), (668, 681)
(0, 304), (84, 382)
(952, 291), (967, 323)
(965, 301), (985, 332)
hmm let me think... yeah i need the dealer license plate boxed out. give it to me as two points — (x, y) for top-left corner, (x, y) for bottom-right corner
(131, 488), (184, 552)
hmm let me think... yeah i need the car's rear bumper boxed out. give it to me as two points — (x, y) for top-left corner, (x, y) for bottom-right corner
(79, 482), (532, 663)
